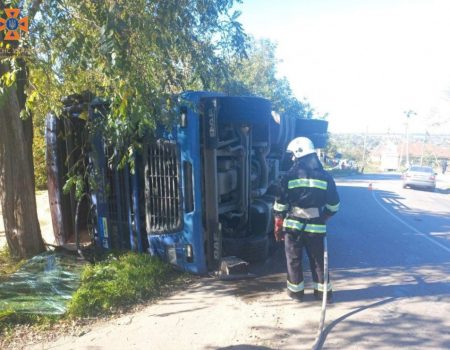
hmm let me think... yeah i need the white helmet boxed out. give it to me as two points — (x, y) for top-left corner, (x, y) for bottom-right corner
(287, 137), (315, 159)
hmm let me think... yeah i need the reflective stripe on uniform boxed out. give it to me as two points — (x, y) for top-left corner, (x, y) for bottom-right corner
(288, 178), (328, 190)
(283, 219), (326, 233)
(291, 206), (320, 219)
(287, 280), (305, 292)
(273, 201), (289, 212)
(325, 202), (340, 212)
(313, 282), (333, 292)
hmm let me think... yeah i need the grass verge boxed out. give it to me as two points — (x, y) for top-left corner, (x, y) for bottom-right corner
(0, 246), (25, 277)
(0, 251), (187, 347)
(0, 312), (61, 333)
(67, 252), (184, 317)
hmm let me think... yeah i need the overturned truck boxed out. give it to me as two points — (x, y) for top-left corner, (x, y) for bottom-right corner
(46, 91), (328, 274)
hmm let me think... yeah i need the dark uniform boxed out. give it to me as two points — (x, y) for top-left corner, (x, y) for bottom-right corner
(274, 152), (340, 300)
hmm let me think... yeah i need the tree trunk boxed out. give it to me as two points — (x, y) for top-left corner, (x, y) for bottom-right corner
(0, 64), (45, 258)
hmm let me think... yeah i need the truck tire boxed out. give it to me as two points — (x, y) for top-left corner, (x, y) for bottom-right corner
(222, 234), (269, 262)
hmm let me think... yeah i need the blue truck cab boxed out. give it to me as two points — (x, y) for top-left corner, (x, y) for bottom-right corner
(145, 92), (328, 274)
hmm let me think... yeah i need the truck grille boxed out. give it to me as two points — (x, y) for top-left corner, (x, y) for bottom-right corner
(146, 140), (182, 234)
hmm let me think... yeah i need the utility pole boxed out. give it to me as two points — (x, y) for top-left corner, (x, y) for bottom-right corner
(361, 125), (368, 173)
(420, 130), (430, 166)
(404, 110), (416, 167)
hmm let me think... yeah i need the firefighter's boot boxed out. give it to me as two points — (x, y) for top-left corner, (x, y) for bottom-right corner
(314, 290), (333, 303)
(288, 290), (304, 302)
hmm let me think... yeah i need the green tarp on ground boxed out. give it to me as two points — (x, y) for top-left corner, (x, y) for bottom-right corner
(0, 251), (85, 315)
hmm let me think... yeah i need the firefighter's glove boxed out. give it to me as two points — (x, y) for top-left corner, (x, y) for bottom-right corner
(274, 217), (285, 242)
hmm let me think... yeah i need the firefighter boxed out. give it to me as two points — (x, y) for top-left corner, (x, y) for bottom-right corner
(273, 137), (340, 302)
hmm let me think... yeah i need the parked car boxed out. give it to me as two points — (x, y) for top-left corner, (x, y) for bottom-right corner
(402, 166), (436, 191)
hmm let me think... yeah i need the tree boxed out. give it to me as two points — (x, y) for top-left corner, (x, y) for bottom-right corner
(219, 38), (318, 119)
(0, 0), (45, 258)
(2, 0), (247, 258)
(27, 0), (247, 165)
(2, 0), (317, 260)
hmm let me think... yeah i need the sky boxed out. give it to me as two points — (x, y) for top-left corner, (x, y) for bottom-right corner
(236, 0), (450, 134)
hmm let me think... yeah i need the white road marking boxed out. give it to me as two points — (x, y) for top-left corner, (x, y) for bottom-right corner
(430, 232), (450, 237)
(371, 189), (450, 254)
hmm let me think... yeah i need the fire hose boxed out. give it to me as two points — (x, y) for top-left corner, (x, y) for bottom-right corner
(311, 235), (328, 350)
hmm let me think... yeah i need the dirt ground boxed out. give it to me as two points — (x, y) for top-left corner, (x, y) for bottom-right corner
(23, 251), (326, 350)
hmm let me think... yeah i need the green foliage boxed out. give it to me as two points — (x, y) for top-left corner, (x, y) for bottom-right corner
(28, 0), (246, 131)
(0, 251), (184, 336)
(67, 252), (182, 317)
(5, 1), (321, 205)
(3, 1), (319, 199)
(18, 0), (249, 195)
(327, 133), (381, 161)
(32, 126), (47, 190)
(219, 38), (320, 119)
(0, 310), (14, 321)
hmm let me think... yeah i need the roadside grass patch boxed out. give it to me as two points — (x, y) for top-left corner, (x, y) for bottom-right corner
(0, 246), (25, 277)
(1, 251), (186, 346)
(0, 312), (60, 328)
(67, 252), (184, 317)
(1, 248), (62, 339)
(0, 250), (187, 350)
(0, 311), (61, 342)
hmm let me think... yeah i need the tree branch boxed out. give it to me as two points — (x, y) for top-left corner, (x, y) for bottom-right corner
(28, 0), (42, 19)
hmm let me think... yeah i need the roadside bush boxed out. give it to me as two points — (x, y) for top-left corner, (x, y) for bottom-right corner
(67, 252), (182, 317)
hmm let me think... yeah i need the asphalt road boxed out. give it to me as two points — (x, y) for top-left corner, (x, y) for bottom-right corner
(323, 173), (450, 349)
(27, 173), (450, 350)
